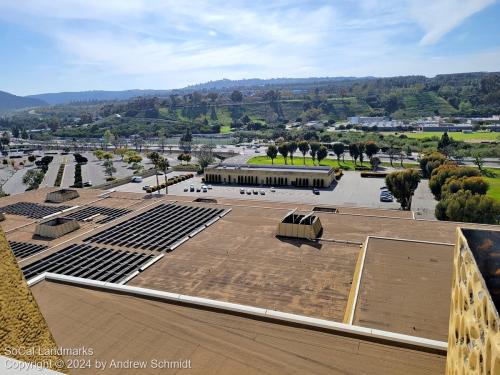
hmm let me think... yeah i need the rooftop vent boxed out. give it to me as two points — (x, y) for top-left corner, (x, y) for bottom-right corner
(193, 198), (218, 204)
(277, 209), (323, 240)
(313, 207), (338, 213)
(34, 217), (80, 239)
(46, 189), (80, 203)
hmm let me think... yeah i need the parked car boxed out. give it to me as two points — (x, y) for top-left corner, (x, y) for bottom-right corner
(83, 181), (92, 187)
(270, 187), (276, 192)
(380, 191), (394, 202)
(201, 185), (207, 190)
(196, 187), (201, 192)
(183, 187), (188, 192)
(189, 184), (195, 192)
(142, 185), (151, 191)
(202, 187), (208, 193)
(246, 189), (252, 195)
(208, 185), (213, 189)
(253, 189), (258, 195)
(240, 188), (245, 194)
(313, 188), (320, 195)
(259, 189), (265, 195)
(131, 176), (143, 183)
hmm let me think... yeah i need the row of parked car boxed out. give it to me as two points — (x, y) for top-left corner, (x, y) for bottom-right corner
(183, 184), (213, 193)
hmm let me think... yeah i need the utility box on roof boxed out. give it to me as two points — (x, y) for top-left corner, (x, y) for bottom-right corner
(277, 210), (323, 240)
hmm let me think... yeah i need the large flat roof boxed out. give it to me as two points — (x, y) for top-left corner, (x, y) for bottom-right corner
(352, 237), (454, 341)
(32, 280), (446, 375)
(2, 188), (498, 348)
(209, 163), (333, 173)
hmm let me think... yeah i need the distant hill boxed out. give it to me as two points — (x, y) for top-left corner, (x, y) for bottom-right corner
(24, 77), (369, 105)
(0, 91), (47, 112)
(26, 89), (172, 105)
(182, 77), (366, 91)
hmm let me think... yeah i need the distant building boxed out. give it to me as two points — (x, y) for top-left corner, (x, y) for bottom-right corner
(204, 163), (336, 187)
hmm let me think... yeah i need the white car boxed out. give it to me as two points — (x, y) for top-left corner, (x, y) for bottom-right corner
(208, 185), (213, 189)
(260, 189), (265, 195)
(240, 188), (245, 194)
(131, 176), (143, 183)
(270, 187), (276, 192)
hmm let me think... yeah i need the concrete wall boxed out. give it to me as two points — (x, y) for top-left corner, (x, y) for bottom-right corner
(0, 229), (66, 373)
(446, 229), (500, 374)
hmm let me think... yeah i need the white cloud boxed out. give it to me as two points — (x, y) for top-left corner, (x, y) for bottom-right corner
(0, 0), (498, 93)
(409, 0), (495, 45)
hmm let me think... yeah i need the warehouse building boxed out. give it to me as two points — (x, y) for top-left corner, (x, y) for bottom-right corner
(204, 163), (336, 187)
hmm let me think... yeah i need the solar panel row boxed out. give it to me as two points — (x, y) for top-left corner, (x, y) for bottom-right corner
(0, 202), (72, 219)
(62, 206), (132, 224)
(9, 241), (48, 259)
(85, 203), (225, 251)
(22, 243), (154, 283)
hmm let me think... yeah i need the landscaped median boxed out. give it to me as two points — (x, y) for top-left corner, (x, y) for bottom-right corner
(146, 174), (194, 193)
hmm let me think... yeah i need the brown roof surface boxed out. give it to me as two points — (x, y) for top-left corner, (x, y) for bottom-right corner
(129, 204), (360, 321)
(32, 281), (446, 375)
(353, 237), (454, 341)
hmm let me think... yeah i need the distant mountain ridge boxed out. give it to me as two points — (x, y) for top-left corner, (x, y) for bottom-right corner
(1, 72), (499, 111)
(0, 91), (47, 112)
(23, 77), (371, 105)
(26, 89), (171, 105)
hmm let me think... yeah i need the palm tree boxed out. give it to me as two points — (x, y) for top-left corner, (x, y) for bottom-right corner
(298, 141), (309, 165)
(147, 151), (161, 193)
(288, 141), (297, 165)
(317, 146), (328, 165)
(309, 142), (320, 165)
(278, 143), (289, 164)
(266, 145), (278, 164)
(157, 156), (170, 195)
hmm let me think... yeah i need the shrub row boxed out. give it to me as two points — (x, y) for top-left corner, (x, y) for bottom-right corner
(360, 172), (388, 178)
(54, 164), (65, 187)
(73, 163), (83, 188)
(146, 174), (194, 193)
(354, 165), (371, 171)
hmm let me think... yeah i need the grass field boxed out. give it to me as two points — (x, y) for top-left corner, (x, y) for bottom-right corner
(382, 131), (499, 141)
(247, 156), (417, 170)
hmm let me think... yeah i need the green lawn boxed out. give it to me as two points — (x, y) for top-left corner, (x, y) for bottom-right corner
(220, 125), (232, 134)
(247, 155), (417, 170)
(382, 131), (499, 141)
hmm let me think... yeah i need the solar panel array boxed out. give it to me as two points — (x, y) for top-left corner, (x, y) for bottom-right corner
(62, 206), (132, 224)
(85, 203), (225, 251)
(0, 202), (72, 219)
(22, 243), (155, 283)
(9, 241), (48, 259)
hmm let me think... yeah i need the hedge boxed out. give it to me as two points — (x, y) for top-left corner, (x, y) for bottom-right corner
(360, 172), (388, 178)
(146, 174), (194, 193)
(54, 164), (65, 187)
(73, 164), (83, 188)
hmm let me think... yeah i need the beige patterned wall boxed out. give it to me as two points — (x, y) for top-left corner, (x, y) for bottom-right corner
(446, 228), (500, 375)
(0, 228), (67, 373)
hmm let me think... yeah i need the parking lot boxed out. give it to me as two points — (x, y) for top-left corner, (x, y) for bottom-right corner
(116, 171), (401, 209)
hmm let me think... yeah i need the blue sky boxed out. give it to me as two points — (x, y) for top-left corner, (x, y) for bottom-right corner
(0, 0), (499, 95)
